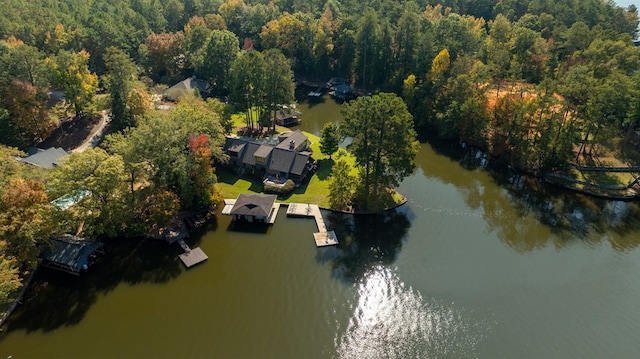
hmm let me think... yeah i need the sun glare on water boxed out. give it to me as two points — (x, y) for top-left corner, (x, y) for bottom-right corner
(336, 266), (488, 358)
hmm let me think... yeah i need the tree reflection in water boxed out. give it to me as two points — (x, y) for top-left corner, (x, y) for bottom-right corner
(423, 131), (640, 252)
(319, 210), (411, 283)
(1, 236), (191, 334)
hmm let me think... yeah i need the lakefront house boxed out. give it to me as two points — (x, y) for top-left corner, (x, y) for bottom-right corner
(223, 130), (316, 185)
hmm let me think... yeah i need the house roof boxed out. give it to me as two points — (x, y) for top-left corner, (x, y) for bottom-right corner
(223, 133), (311, 180)
(19, 147), (68, 168)
(228, 141), (245, 154)
(223, 137), (238, 151)
(268, 148), (296, 173)
(230, 194), (277, 217)
(164, 77), (211, 101)
(290, 153), (310, 175)
(276, 130), (308, 150)
(241, 142), (261, 166)
(274, 109), (303, 121)
(254, 144), (274, 159)
(332, 84), (353, 94)
(41, 235), (103, 273)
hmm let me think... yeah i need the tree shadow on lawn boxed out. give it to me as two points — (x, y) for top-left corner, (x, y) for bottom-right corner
(1, 237), (185, 334)
(217, 167), (242, 185)
(315, 159), (334, 180)
(248, 179), (264, 193)
(218, 167), (265, 190)
(278, 180), (309, 201)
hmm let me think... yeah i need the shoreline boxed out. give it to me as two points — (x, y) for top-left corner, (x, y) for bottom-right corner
(0, 270), (37, 331)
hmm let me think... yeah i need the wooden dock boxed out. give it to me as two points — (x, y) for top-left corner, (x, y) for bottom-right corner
(222, 198), (236, 215)
(313, 231), (338, 246)
(177, 239), (208, 268)
(286, 203), (337, 247)
(266, 203), (281, 224)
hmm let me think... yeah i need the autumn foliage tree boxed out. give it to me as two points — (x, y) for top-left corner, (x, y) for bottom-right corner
(0, 178), (52, 269)
(189, 133), (219, 208)
(0, 240), (22, 308)
(2, 79), (55, 143)
(142, 191), (181, 228)
(47, 50), (98, 120)
(141, 31), (185, 80)
(105, 94), (226, 212)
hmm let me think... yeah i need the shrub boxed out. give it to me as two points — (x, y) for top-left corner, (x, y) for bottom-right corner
(264, 179), (295, 195)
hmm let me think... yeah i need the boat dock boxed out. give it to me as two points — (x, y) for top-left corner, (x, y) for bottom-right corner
(286, 203), (338, 247)
(222, 198), (280, 224)
(221, 199), (338, 246)
(177, 239), (208, 268)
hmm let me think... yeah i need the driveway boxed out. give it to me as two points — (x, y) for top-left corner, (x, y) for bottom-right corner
(72, 111), (110, 153)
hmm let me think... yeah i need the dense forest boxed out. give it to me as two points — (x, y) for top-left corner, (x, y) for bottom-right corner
(0, 0), (639, 306)
(1, 0), (638, 165)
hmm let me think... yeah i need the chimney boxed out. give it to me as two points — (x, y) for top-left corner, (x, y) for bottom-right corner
(289, 139), (295, 150)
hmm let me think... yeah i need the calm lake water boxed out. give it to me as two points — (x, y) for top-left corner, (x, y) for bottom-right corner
(2, 92), (640, 358)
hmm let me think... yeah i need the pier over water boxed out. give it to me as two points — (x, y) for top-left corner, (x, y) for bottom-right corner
(286, 203), (338, 247)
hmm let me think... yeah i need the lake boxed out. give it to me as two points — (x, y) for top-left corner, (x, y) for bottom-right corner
(2, 92), (640, 358)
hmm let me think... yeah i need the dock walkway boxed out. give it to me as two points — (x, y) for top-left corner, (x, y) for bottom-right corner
(286, 203), (338, 247)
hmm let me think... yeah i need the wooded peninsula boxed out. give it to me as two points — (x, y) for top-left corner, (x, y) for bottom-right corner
(1, 0), (639, 311)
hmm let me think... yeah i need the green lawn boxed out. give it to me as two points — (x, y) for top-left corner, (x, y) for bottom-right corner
(230, 111), (291, 135)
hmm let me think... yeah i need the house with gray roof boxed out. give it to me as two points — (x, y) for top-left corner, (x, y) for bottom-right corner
(273, 107), (303, 126)
(223, 130), (315, 185)
(18, 147), (68, 168)
(268, 148), (296, 176)
(164, 76), (211, 102)
(276, 130), (310, 151)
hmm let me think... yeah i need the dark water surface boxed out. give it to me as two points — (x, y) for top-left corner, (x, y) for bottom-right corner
(2, 94), (640, 358)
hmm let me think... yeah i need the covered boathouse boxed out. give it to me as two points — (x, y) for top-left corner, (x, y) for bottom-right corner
(41, 235), (103, 275)
(228, 194), (279, 224)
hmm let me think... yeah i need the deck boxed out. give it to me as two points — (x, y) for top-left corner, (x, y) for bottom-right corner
(313, 231), (338, 247)
(222, 198), (235, 215)
(177, 239), (208, 268)
(287, 203), (338, 247)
